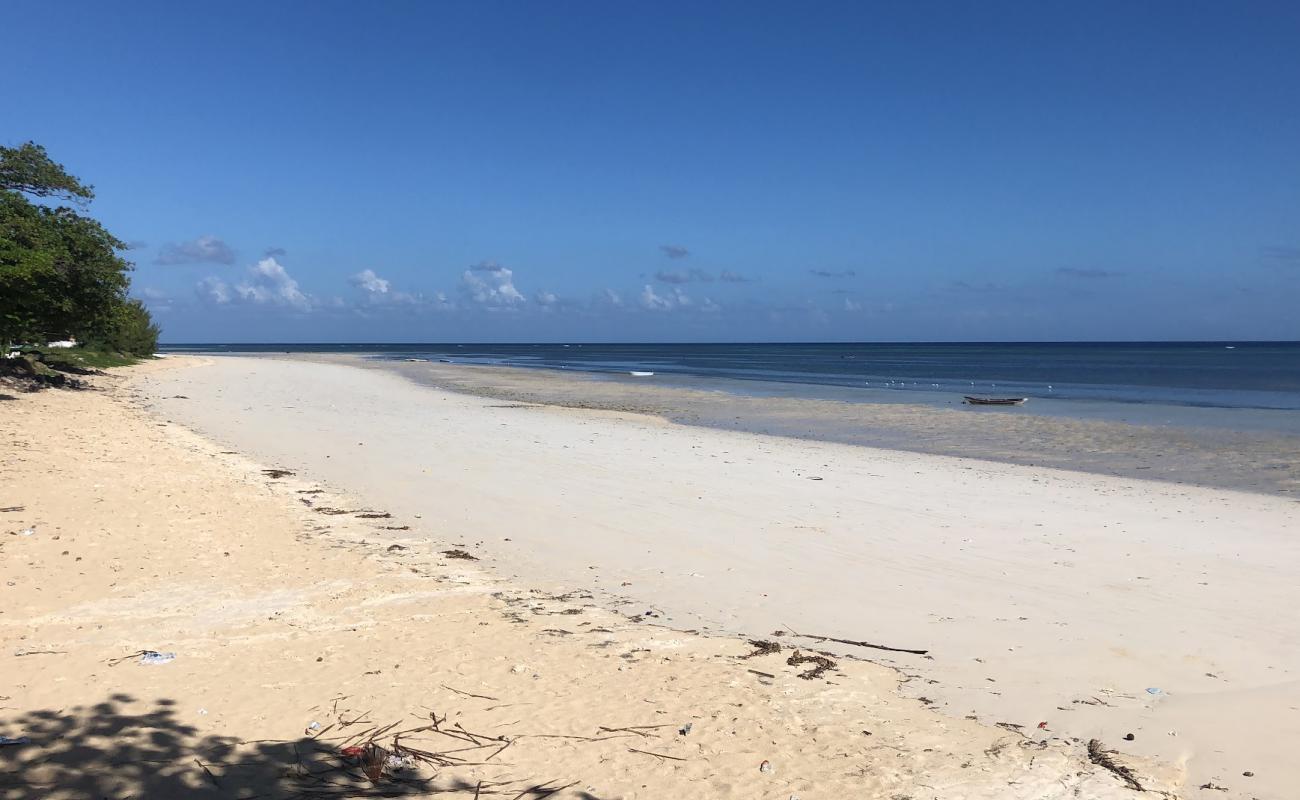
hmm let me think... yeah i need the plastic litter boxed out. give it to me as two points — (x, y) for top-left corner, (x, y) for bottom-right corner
(385, 754), (413, 770)
(0, 737), (31, 747)
(679, 723), (692, 736)
(139, 650), (176, 665)
(1145, 687), (1161, 695)
(759, 760), (774, 774)
(307, 721), (321, 730)
(17, 528), (34, 537)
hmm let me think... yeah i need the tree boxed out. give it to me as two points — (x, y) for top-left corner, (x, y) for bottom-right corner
(0, 141), (157, 355)
(97, 298), (160, 355)
(0, 142), (94, 202)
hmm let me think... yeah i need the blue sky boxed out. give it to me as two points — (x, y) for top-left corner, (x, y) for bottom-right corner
(8, 1), (1299, 341)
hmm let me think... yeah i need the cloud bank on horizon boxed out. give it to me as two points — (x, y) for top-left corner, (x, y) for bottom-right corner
(126, 232), (1296, 343)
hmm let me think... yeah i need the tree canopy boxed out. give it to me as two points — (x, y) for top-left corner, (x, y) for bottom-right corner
(0, 141), (156, 355)
(0, 142), (94, 202)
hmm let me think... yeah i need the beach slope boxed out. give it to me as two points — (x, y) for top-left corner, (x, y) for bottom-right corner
(0, 356), (1285, 796)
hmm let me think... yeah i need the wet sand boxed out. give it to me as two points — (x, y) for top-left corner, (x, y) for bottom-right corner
(348, 355), (1300, 497)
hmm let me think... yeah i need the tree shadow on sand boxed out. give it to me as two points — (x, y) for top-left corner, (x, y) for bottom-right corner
(0, 695), (599, 799)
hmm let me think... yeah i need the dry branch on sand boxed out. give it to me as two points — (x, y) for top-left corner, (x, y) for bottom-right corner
(1087, 738), (1144, 791)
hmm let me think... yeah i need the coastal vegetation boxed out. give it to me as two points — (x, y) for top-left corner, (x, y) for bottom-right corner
(1, 141), (158, 385)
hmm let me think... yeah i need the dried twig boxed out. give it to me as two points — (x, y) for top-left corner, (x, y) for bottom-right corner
(509, 780), (580, 800)
(104, 650), (151, 666)
(1087, 739), (1144, 791)
(596, 724), (671, 738)
(194, 757), (221, 788)
(782, 624), (928, 656)
(628, 747), (686, 762)
(441, 684), (499, 702)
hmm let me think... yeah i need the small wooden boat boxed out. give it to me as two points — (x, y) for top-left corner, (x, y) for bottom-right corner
(964, 395), (1027, 406)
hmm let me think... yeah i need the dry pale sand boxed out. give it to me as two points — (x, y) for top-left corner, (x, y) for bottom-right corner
(0, 363), (1177, 800)
(118, 355), (1300, 798)
(0, 357), (1287, 798)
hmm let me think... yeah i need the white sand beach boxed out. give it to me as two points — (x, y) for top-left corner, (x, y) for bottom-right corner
(125, 354), (1299, 797)
(2, 355), (1295, 798)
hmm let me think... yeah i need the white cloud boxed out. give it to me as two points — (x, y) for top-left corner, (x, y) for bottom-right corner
(600, 288), (623, 307)
(196, 276), (232, 304)
(461, 261), (525, 307)
(233, 257), (312, 310)
(640, 284), (698, 311)
(535, 290), (559, 307)
(844, 298), (862, 312)
(639, 284), (673, 310)
(136, 287), (168, 301)
(348, 268), (425, 306)
(700, 297), (721, 313)
(350, 268), (391, 295)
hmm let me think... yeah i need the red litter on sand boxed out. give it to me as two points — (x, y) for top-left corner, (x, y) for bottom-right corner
(341, 746), (365, 758)
(1037, 721), (1049, 730)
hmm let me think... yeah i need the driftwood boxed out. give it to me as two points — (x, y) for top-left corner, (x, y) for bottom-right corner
(783, 625), (928, 656)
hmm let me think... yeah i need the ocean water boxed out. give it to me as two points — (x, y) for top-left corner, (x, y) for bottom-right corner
(166, 342), (1300, 411)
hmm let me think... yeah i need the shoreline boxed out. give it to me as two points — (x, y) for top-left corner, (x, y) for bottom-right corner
(304, 352), (1299, 497)
(0, 361), (1191, 798)
(131, 355), (1300, 798)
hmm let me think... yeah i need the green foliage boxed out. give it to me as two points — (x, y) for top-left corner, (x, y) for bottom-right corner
(0, 141), (158, 357)
(94, 298), (160, 357)
(27, 346), (140, 371)
(0, 142), (94, 202)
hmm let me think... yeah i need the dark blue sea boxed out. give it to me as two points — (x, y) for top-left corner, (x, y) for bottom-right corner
(164, 342), (1300, 412)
